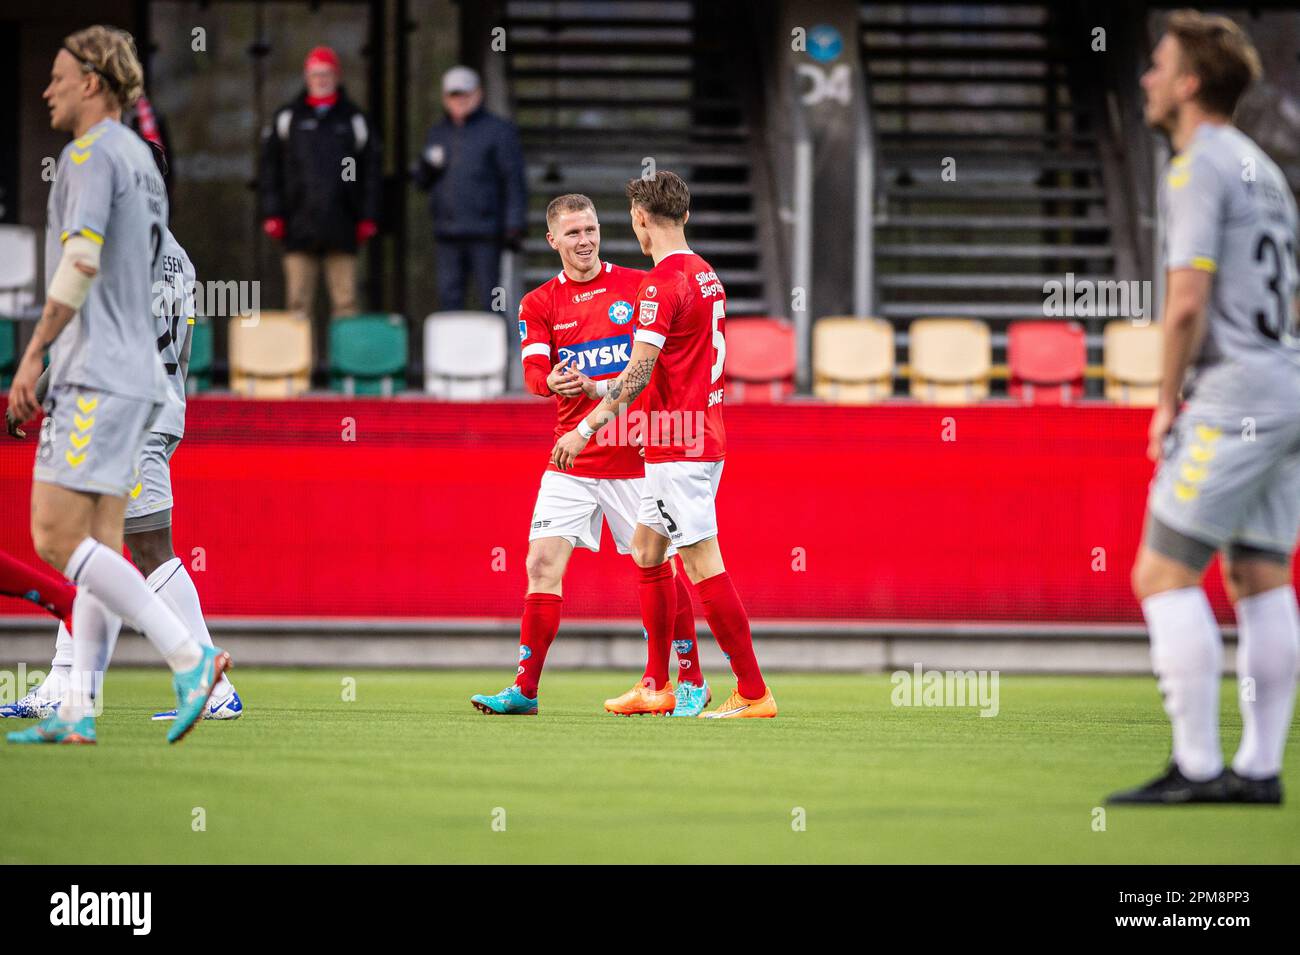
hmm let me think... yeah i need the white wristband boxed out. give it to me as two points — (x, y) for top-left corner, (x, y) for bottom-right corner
(576, 419), (596, 439)
(595, 379), (610, 397)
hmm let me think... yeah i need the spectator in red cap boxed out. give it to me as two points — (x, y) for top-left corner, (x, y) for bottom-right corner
(258, 45), (381, 368)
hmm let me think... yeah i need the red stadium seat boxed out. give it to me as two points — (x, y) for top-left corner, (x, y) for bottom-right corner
(725, 317), (795, 403)
(1008, 321), (1086, 405)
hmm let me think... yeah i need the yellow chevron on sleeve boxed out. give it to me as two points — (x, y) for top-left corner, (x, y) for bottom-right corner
(68, 432), (91, 451)
(69, 149), (91, 165)
(76, 395), (99, 413)
(1190, 256), (1217, 273)
(64, 451), (86, 468)
(72, 129), (106, 150)
(73, 413), (94, 431)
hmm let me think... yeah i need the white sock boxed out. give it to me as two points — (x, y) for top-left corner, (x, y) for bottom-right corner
(38, 621), (77, 700)
(65, 537), (201, 672)
(1143, 586), (1224, 781)
(51, 622), (73, 668)
(1232, 586), (1300, 779)
(61, 591), (120, 721)
(148, 557), (233, 695)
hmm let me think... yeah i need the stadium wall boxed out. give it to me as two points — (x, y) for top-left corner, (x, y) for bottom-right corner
(4, 397), (1286, 623)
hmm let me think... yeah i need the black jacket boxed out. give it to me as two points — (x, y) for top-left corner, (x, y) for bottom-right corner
(414, 107), (527, 240)
(258, 87), (382, 253)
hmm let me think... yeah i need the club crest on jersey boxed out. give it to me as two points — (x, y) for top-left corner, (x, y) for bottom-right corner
(517, 319), (527, 342)
(557, 334), (632, 377)
(638, 301), (659, 326)
(608, 300), (633, 325)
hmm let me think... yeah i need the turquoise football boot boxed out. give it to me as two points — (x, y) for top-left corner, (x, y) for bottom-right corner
(7, 712), (96, 745)
(168, 646), (232, 743)
(670, 680), (712, 717)
(470, 685), (539, 715)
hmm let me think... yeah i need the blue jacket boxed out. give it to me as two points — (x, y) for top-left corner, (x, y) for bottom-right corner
(414, 107), (527, 240)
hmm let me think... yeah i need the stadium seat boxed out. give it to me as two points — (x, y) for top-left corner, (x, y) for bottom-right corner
(1007, 321), (1086, 404)
(330, 313), (408, 396)
(423, 312), (507, 400)
(725, 317), (795, 403)
(812, 316), (895, 403)
(228, 311), (312, 397)
(908, 318), (991, 403)
(1104, 320), (1162, 406)
(0, 225), (37, 318)
(186, 318), (213, 394)
(0, 318), (16, 387)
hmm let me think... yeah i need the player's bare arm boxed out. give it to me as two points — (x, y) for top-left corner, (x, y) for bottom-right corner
(1147, 267), (1212, 462)
(551, 339), (659, 470)
(8, 298), (80, 424)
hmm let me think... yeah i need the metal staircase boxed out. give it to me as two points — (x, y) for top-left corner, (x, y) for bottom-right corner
(861, 3), (1117, 336)
(504, 0), (771, 314)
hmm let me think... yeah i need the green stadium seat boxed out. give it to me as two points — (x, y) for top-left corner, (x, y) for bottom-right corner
(186, 317), (214, 394)
(0, 318), (15, 388)
(330, 313), (409, 396)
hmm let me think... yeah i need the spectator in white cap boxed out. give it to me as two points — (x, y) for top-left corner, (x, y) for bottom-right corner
(414, 65), (527, 311)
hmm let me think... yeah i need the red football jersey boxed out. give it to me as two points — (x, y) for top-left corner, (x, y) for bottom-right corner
(520, 260), (646, 478)
(632, 250), (727, 463)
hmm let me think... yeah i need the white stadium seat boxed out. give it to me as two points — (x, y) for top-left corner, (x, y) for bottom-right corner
(0, 225), (38, 316)
(423, 311), (508, 399)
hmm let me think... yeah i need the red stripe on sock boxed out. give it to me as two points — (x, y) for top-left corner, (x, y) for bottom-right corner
(695, 571), (765, 699)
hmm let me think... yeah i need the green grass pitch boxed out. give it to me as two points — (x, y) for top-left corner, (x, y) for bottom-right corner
(2, 669), (1297, 864)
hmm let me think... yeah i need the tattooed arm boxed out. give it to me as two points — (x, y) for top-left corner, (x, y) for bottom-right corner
(551, 339), (661, 471)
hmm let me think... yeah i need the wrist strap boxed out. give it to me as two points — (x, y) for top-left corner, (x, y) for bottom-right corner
(577, 419), (596, 439)
(595, 379), (610, 397)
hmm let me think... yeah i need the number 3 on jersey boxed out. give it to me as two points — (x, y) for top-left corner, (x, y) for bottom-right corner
(710, 300), (726, 384)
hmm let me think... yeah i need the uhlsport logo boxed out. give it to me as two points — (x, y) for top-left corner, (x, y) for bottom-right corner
(608, 300), (633, 325)
(49, 885), (151, 935)
(557, 335), (632, 377)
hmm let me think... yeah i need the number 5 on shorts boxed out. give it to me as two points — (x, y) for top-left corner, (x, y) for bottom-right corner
(656, 499), (678, 534)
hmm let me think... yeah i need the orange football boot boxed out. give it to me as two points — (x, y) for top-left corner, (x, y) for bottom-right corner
(604, 679), (676, 716)
(701, 685), (778, 719)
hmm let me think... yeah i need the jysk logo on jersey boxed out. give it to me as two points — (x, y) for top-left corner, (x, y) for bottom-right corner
(638, 301), (659, 326)
(557, 334), (632, 377)
(609, 300), (633, 325)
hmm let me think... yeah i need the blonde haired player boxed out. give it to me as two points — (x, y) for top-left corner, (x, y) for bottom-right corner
(1109, 11), (1299, 804)
(6, 26), (229, 745)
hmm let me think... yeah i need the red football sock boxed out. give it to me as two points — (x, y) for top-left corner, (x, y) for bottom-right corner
(0, 548), (75, 633)
(696, 571), (765, 699)
(516, 592), (562, 698)
(673, 570), (703, 686)
(638, 561), (676, 690)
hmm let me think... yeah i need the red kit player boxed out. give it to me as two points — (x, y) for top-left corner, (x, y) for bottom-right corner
(470, 193), (708, 716)
(551, 173), (776, 718)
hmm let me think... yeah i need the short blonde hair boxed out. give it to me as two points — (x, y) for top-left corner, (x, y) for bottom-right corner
(64, 25), (144, 108)
(545, 193), (596, 228)
(1164, 10), (1261, 117)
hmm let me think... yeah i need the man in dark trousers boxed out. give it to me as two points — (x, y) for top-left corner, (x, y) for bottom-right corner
(414, 66), (527, 311)
(259, 46), (381, 356)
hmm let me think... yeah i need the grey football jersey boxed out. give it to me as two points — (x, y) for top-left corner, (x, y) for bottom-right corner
(151, 229), (194, 438)
(1160, 123), (1300, 411)
(45, 118), (169, 404)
